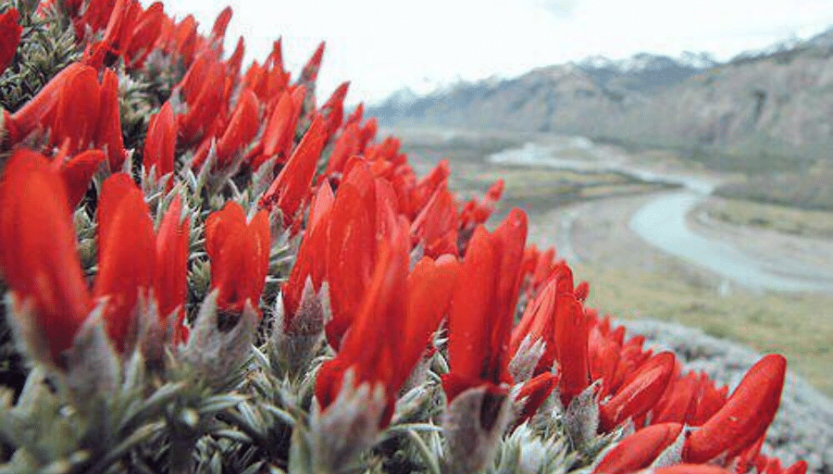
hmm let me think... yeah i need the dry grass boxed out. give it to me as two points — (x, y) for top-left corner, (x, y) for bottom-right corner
(699, 197), (833, 238)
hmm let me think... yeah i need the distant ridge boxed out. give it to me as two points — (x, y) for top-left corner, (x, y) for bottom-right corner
(371, 33), (833, 163)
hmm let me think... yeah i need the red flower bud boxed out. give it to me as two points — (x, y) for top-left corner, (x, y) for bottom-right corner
(554, 293), (591, 406)
(515, 371), (559, 424)
(154, 195), (190, 344)
(593, 422), (683, 474)
(0, 8), (22, 76)
(259, 115), (326, 229)
(443, 209), (527, 402)
(0, 150), (91, 366)
(143, 102), (177, 179)
(299, 41), (325, 85)
(93, 174), (156, 351)
(56, 149), (105, 209)
(683, 354), (786, 463)
(599, 351), (675, 431)
(205, 202), (271, 315)
(282, 184), (334, 322)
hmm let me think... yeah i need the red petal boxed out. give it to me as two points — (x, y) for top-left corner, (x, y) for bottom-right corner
(260, 115), (326, 228)
(0, 150), (91, 365)
(684, 354), (786, 463)
(515, 372), (559, 423)
(93, 174), (155, 351)
(0, 8), (22, 76)
(599, 351), (675, 431)
(593, 423), (684, 474)
(59, 149), (105, 209)
(324, 162), (377, 349)
(143, 102), (177, 177)
(97, 69), (126, 170)
(154, 195), (190, 342)
(205, 202), (270, 314)
(215, 89), (260, 167)
(553, 293), (590, 406)
(210, 6), (233, 42)
(299, 41), (325, 84)
(52, 65), (101, 153)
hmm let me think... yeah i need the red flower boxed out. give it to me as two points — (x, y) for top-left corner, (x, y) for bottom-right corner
(204, 201), (271, 315)
(6, 63), (85, 144)
(410, 185), (459, 258)
(143, 102), (177, 179)
(514, 372), (559, 424)
(599, 351), (675, 431)
(83, 0), (137, 68)
(593, 422), (683, 474)
(0, 150), (91, 366)
(241, 40), (290, 107)
(215, 89), (260, 166)
(123, 2), (165, 68)
(323, 160), (381, 349)
(321, 81), (349, 144)
(73, 0), (118, 39)
(177, 56), (227, 145)
(459, 179), (504, 232)
(54, 148), (105, 209)
(154, 195), (190, 344)
(651, 369), (699, 425)
(509, 277), (558, 375)
(281, 184), (334, 323)
(683, 354), (786, 463)
(96, 68), (127, 170)
(299, 41), (325, 85)
(443, 208), (527, 402)
(249, 86), (305, 169)
(93, 173), (156, 351)
(0, 8), (21, 76)
(554, 293), (591, 406)
(51, 65), (102, 153)
(322, 121), (360, 178)
(315, 219), (459, 427)
(209, 6), (233, 46)
(193, 88), (260, 170)
(259, 115), (326, 229)
(6, 64), (126, 169)
(226, 37), (245, 79)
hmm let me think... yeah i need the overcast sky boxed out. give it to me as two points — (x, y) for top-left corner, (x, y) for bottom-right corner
(159, 0), (833, 104)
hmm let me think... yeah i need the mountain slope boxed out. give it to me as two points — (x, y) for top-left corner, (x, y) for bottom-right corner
(372, 45), (833, 163)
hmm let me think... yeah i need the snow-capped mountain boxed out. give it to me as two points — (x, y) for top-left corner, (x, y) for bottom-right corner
(577, 52), (718, 73)
(369, 31), (833, 163)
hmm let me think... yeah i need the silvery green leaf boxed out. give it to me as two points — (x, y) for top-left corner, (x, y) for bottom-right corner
(64, 303), (120, 410)
(4, 294), (57, 371)
(179, 291), (257, 389)
(508, 335), (545, 384)
(564, 381), (600, 451)
(272, 278), (325, 377)
(309, 370), (386, 474)
(289, 424), (315, 474)
(442, 385), (512, 474)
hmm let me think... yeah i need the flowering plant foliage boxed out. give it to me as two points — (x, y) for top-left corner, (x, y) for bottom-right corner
(0, 1), (809, 473)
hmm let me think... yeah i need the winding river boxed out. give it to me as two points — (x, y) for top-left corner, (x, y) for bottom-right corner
(490, 140), (833, 293)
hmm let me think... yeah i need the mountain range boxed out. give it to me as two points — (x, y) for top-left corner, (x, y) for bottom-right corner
(370, 26), (833, 164)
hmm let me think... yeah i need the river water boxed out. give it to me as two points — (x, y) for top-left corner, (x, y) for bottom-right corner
(490, 139), (833, 293)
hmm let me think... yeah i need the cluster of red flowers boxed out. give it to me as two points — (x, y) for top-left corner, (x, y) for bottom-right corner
(0, 1), (807, 472)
